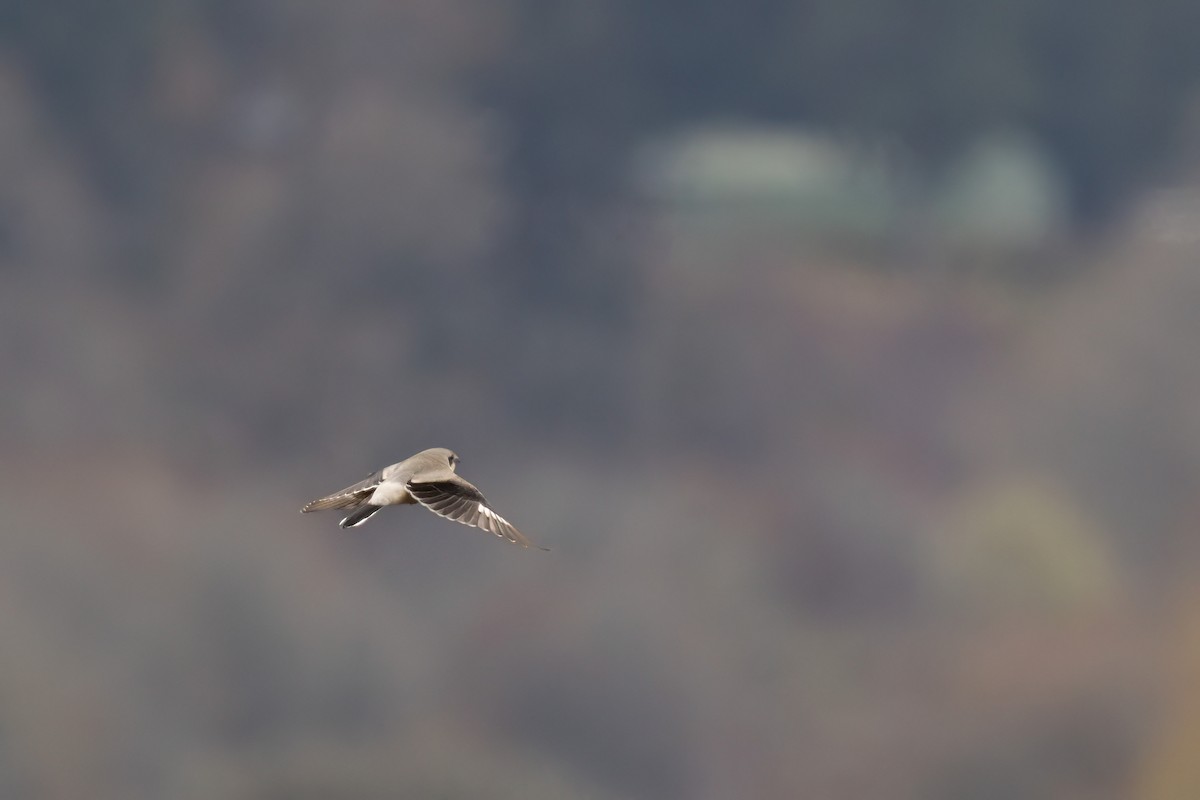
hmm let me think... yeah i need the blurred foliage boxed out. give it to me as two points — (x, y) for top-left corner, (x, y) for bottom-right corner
(0, 0), (168, 199)
(1, 0), (1197, 442)
(1136, 589), (1200, 800)
(478, 0), (1200, 230)
(1, 2), (1199, 799)
(928, 479), (1118, 618)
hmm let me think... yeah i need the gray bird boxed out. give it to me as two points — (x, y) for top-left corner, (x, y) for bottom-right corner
(302, 447), (544, 549)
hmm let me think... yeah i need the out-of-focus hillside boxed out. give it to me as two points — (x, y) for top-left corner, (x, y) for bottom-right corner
(3, 3), (1200, 799)
(7, 229), (1200, 797)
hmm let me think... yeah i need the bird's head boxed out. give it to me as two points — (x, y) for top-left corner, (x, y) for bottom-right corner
(423, 447), (459, 471)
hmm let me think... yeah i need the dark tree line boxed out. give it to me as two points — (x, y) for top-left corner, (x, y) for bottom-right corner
(484, 0), (1200, 215)
(6, 0), (1198, 232)
(2, 0), (1199, 445)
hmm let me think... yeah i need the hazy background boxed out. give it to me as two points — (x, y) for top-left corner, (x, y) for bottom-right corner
(3, 2), (1200, 798)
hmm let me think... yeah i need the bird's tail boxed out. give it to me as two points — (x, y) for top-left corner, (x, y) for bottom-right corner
(301, 473), (380, 513)
(303, 493), (362, 512)
(339, 505), (382, 528)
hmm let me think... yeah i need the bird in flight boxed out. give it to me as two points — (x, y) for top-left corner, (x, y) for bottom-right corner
(302, 447), (545, 549)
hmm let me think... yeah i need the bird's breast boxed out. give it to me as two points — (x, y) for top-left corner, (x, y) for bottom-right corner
(369, 482), (415, 506)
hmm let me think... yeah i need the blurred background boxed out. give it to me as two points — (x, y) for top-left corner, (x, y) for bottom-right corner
(3, 2), (1200, 798)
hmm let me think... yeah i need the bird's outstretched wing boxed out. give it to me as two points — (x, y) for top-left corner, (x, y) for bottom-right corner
(302, 472), (381, 512)
(406, 475), (545, 550)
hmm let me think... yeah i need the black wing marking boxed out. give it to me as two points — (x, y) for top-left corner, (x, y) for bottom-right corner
(406, 477), (545, 549)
